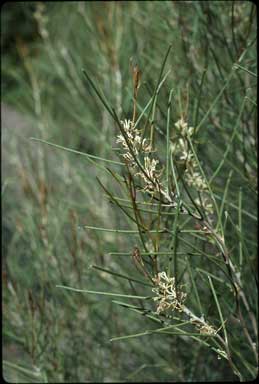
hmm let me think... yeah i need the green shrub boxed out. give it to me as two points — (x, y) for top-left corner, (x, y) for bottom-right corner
(2, 1), (257, 382)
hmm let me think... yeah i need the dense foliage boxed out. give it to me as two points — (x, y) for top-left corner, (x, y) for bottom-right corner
(2, 2), (257, 382)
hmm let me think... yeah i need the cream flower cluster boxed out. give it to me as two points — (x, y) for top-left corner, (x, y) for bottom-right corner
(185, 308), (217, 336)
(34, 3), (49, 40)
(199, 323), (217, 336)
(116, 119), (142, 167)
(175, 117), (194, 136)
(117, 119), (164, 195)
(135, 156), (163, 193)
(194, 197), (214, 215)
(172, 118), (207, 191)
(172, 118), (213, 215)
(189, 316), (217, 336)
(152, 271), (187, 314)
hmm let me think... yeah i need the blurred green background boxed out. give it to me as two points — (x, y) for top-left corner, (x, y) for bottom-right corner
(2, 1), (257, 382)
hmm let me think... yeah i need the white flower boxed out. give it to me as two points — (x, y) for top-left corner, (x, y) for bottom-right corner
(116, 119), (156, 168)
(117, 119), (169, 201)
(189, 312), (217, 336)
(135, 156), (163, 193)
(175, 118), (194, 136)
(194, 197), (214, 215)
(216, 349), (227, 359)
(199, 323), (217, 335)
(179, 150), (193, 162)
(171, 117), (214, 216)
(152, 271), (187, 314)
(116, 119), (141, 167)
(144, 157), (159, 178)
(175, 118), (188, 133)
(185, 169), (208, 191)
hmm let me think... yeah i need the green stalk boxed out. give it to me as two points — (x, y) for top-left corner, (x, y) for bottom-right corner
(209, 96), (246, 184)
(238, 188), (243, 268)
(166, 89), (174, 192)
(195, 67), (236, 133)
(30, 138), (124, 166)
(216, 170), (233, 232)
(91, 265), (152, 287)
(56, 285), (150, 299)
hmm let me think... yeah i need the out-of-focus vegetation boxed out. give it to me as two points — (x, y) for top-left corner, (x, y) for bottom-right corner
(2, 1), (257, 382)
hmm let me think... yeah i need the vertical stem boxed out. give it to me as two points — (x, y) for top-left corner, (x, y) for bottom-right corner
(238, 188), (243, 269)
(166, 89), (174, 193)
